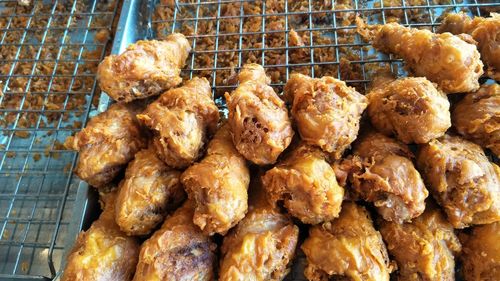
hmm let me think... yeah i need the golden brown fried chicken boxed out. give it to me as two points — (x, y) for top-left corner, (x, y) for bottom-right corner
(97, 34), (191, 102)
(367, 73), (451, 144)
(356, 17), (483, 93)
(181, 124), (250, 236)
(342, 132), (428, 223)
(438, 12), (500, 80)
(115, 148), (185, 236)
(452, 83), (500, 157)
(219, 180), (299, 281)
(417, 134), (500, 228)
(62, 191), (140, 281)
(379, 204), (461, 281)
(133, 201), (217, 281)
(460, 221), (500, 281)
(225, 64), (294, 165)
(64, 102), (147, 188)
(284, 73), (368, 159)
(262, 144), (344, 224)
(302, 202), (393, 281)
(137, 77), (219, 169)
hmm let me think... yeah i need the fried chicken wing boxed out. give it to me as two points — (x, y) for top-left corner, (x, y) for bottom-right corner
(438, 12), (500, 80)
(225, 64), (294, 165)
(356, 18), (483, 93)
(379, 204), (461, 281)
(181, 124), (250, 236)
(219, 181), (299, 281)
(137, 77), (219, 169)
(115, 148), (185, 236)
(62, 191), (140, 281)
(97, 34), (191, 102)
(301, 202), (393, 281)
(262, 144), (344, 224)
(342, 132), (428, 223)
(452, 83), (500, 157)
(417, 134), (500, 228)
(284, 73), (368, 159)
(460, 221), (500, 281)
(64, 102), (147, 188)
(133, 201), (217, 281)
(367, 73), (451, 144)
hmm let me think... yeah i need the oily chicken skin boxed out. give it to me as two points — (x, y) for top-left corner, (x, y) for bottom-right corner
(62, 191), (140, 281)
(219, 181), (299, 281)
(284, 73), (368, 159)
(417, 134), (500, 228)
(262, 144), (345, 224)
(115, 148), (185, 236)
(225, 63), (294, 165)
(343, 132), (428, 223)
(137, 77), (219, 169)
(356, 17), (483, 93)
(181, 124), (250, 236)
(438, 12), (500, 80)
(64, 102), (147, 188)
(97, 34), (191, 102)
(301, 202), (393, 281)
(367, 73), (451, 144)
(460, 221), (500, 281)
(133, 201), (217, 281)
(379, 204), (461, 281)
(452, 83), (500, 157)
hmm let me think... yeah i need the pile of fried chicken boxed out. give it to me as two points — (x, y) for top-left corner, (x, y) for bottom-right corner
(62, 12), (499, 281)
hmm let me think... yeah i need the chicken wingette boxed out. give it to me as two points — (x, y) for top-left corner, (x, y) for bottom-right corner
(284, 73), (368, 159)
(356, 18), (483, 93)
(97, 34), (191, 102)
(137, 77), (219, 169)
(225, 64), (294, 165)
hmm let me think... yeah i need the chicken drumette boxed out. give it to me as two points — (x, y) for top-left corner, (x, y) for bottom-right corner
(417, 134), (500, 228)
(115, 148), (185, 236)
(284, 73), (368, 159)
(64, 102), (147, 188)
(181, 124), (250, 236)
(97, 34), (191, 102)
(137, 77), (219, 169)
(452, 83), (500, 157)
(356, 18), (483, 93)
(225, 64), (294, 165)
(367, 73), (451, 144)
(301, 202), (393, 281)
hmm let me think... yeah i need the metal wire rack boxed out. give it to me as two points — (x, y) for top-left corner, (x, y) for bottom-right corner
(0, 0), (119, 279)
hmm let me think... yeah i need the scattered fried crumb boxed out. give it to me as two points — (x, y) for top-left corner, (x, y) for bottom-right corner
(33, 153), (41, 162)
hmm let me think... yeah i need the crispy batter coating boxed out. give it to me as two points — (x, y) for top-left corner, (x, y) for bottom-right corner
(284, 73), (368, 159)
(438, 12), (500, 80)
(219, 182), (299, 281)
(345, 132), (428, 223)
(97, 34), (191, 102)
(356, 18), (483, 93)
(460, 221), (500, 281)
(137, 77), (219, 169)
(62, 191), (140, 281)
(115, 148), (185, 236)
(133, 201), (217, 281)
(64, 102), (147, 188)
(262, 144), (344, 224)
(379, 204), (461, 281)
(417, 134), (500, 228)
(225, 64), (294, 165)
(367, 74), (451, 144)
(452, 83), (500, 157)
(301, 202), (393, 281)
(181, 124), (250, 236)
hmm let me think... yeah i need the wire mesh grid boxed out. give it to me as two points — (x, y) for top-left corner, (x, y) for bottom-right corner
(0, 0), (119, 279)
